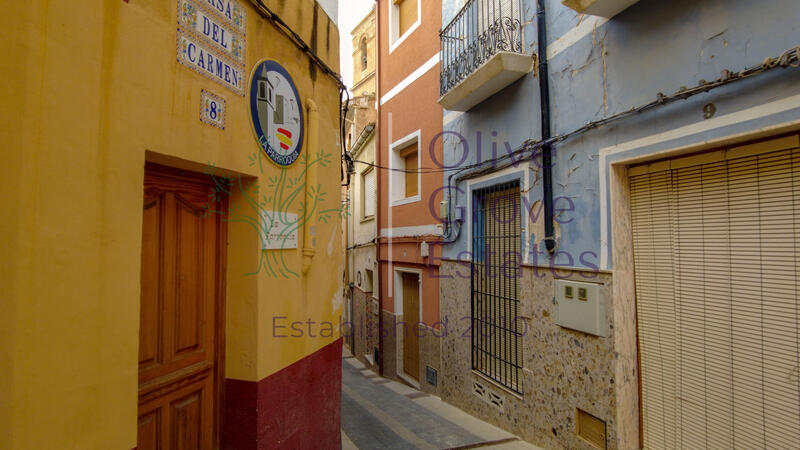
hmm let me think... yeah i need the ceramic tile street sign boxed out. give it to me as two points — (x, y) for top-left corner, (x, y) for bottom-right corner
(177, 0), (246, 95)
(200, 89), (226, 129)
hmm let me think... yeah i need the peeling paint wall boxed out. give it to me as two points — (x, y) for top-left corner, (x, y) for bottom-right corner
(441, 0), (800, 270)
(437, 0), (800, 448)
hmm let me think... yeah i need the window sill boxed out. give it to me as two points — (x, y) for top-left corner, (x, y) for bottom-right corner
(389, 19), (421, 54)
(472, 370), (524, 401)
(390, 195), (421, 207)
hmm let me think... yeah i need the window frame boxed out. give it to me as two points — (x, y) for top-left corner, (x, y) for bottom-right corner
(360, 37), (368, 71)
(388, 0), (422, 54)
(389, 129), (422, 207)
(360, 167), (376, 221)
(470, 180), (523, 394)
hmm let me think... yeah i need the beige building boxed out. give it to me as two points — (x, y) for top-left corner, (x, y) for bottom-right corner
(344, 7), (379, 367)
(350, 6), (376, 97)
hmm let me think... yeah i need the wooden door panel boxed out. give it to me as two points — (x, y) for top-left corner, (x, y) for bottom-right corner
(137, 410), (160, 449)
(171, 390), (202, 450)
(139, 195), (163, 370)
(174, 195), (204, 356)
(402, 273), (420, 381)
(139, 164), (224, 450)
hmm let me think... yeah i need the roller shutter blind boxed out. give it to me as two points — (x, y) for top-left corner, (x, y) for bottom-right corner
(363, 169), (376, 218)
(630, 134), (800, 449)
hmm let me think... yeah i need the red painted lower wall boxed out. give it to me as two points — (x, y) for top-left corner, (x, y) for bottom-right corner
(223, 339), (343, 449)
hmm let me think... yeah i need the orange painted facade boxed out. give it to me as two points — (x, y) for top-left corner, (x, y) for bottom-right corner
(375, 0), (443, 383)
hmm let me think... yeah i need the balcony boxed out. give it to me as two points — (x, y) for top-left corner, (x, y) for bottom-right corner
(438, 0), (533, 112)
(561, 0), (640, 18)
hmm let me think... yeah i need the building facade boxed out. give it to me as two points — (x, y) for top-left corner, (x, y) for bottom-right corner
(1, 0), (344, 448)
(375, 0), (445, 394)
(436, 0), (800, 449)
(345, 6), (380, 368)
(350, 7), (377, 98)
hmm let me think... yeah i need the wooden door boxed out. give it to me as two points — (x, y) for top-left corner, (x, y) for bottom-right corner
(138, 164), (226, 450)
(402, 273), (420, 381)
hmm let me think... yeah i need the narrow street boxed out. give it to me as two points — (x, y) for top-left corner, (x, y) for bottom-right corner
(341, 351), (542, 450)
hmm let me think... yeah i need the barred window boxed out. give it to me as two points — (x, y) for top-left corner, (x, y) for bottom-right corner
(471, 181), (523, 393)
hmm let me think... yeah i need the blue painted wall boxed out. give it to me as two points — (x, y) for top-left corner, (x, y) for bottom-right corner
(439, 0), (800, 270)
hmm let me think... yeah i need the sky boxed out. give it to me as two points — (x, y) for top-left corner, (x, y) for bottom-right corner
(338, 0), (376, 92)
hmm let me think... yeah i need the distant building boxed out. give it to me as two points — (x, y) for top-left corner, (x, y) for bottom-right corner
(350, 7), (377, 98)
(344, 7), (379, 368)
(374, 0), (445, 395)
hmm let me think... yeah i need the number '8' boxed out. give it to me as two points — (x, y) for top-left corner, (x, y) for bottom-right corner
(208, 101), (218, 120)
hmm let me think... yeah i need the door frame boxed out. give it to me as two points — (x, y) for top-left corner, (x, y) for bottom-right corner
(393, 266), (422, 386)
(141, 162), (228, 447)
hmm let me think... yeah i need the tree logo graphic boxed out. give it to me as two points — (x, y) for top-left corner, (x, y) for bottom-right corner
(202, 149), (348, 278)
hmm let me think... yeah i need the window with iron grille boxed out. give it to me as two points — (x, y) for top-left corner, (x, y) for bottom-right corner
(471, 181), (523, 393)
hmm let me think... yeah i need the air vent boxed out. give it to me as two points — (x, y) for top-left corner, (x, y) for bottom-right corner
(472, 379), (505, 411)
(487, 391), (505, 411)
(577, 409), (607, 449)
(472, 381), (486, 399)
(426, 366), (438, 387)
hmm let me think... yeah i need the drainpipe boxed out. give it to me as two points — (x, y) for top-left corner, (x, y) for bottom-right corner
(536, 0), (556, 254)
(303, 98), (319, 274)
(374, 0), (384, 376)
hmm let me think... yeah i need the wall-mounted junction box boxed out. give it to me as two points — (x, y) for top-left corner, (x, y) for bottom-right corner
(555, 280), (606, 337)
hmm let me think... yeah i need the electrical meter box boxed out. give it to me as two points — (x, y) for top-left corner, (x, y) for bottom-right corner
(554, 280), (606, 337)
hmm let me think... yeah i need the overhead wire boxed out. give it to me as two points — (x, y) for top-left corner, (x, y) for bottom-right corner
(352, 44), (800, 177)
(246, 0), (352, 186)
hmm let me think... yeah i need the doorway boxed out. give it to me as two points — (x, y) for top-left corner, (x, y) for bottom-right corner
(401, 272), (420, 382)
(137, 163), (227, 449)
(629, 133), (800, 448)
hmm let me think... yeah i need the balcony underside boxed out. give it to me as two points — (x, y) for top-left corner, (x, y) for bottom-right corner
(438, 51), (533, 112)
(561, 0), (640, 18)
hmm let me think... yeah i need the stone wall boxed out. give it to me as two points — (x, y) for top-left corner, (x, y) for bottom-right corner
(351, 287), (379, 371)
(378, 311), (441, 396)
(439, 260), (619, 449)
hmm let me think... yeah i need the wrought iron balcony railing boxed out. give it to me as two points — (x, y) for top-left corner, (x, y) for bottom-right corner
(439, 0), (524, 97)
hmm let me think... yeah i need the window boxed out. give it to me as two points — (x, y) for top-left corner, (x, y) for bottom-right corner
(471, 181), (522, 393)
(364, 269), (374, 293)
(360, 38), (368, 71)
(361, 168), (376, 219)
(390, 131), (421, 205)
(396, 0), (418, 36)
(389, 0), (420, 51)
(402, 147), (418, 197)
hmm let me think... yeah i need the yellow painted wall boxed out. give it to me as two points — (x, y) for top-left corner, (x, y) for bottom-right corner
(0, 0), (342, 448)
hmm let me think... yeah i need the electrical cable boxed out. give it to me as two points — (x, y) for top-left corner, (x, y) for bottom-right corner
(246, 0), (351, 187)
(351, 44), (800, 177)
(436, 43), (800, 243)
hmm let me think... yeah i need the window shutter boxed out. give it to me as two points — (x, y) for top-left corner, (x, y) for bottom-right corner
(363, 169), (376, 218)
(404, 151), (418, 198)
(397, 0), (418, 36)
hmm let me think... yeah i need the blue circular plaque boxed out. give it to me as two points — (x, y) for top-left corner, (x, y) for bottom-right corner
(249, 60), (304, 167)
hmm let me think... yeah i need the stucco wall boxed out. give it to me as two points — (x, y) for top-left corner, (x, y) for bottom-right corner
(1, 0), (342, 447)
(441, 0), (800, 271)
